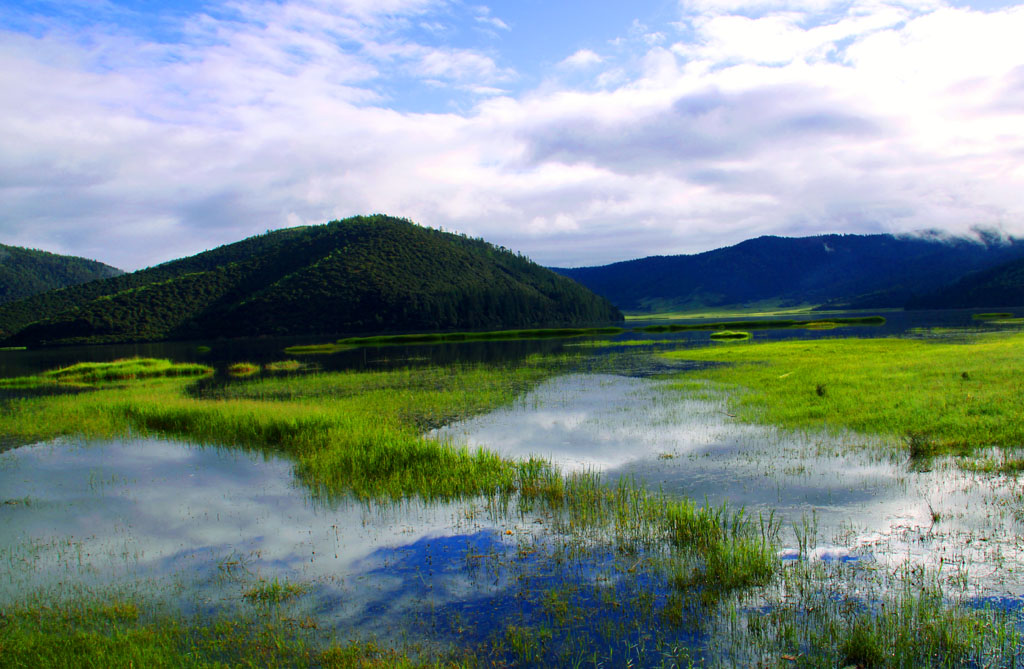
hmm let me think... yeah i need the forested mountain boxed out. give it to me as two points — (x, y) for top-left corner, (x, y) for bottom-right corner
(0, 244), (122, 306)
(552, 233), (1024, 313)
(906, 256), (1024, 310)
(0, 216), (622, 346)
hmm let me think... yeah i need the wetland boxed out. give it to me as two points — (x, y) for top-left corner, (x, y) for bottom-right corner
(4, 309), (1024, 666)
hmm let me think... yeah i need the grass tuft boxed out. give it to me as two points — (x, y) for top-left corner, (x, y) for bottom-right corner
(227, 362), (260, 376)
(709, 330), (751, 341)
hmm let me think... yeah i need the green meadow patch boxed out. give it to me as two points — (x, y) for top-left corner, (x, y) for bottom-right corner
(0, 358), (212, 388)
(666, 331), (1024, 455)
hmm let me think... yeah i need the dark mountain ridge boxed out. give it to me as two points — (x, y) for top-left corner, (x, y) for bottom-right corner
(907, 255), (1024, 310)
(0, 243), (123, 306)
(552, 232), (1024, 312)
(0, 215), (622, 346)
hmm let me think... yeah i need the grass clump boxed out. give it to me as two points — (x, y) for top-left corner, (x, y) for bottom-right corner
(0, 358), (212, 388)
(972, 312), (1013, 320)
(227, 362), (260, 376)
(243, 578), (310, 604)
(709, 330), (751, 341)
(665, 332), (1024, 455)
(264, 360), (305, 372)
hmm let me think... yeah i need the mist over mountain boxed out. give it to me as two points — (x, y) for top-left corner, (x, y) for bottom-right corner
(0, 216), (621, 346)
(552, 232), (1024, 313)
(0, 243), (123, 307)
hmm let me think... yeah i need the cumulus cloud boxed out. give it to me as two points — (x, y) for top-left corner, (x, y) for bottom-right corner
(559, 49), (603, 68)
(0, 0), (1023, 270)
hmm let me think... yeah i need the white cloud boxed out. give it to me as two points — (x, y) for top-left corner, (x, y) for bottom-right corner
(1, 0), (1023, 270)
(559, 49), (603, 68)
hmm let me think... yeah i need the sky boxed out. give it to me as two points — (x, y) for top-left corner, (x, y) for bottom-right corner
(1, 0), (1023, 271)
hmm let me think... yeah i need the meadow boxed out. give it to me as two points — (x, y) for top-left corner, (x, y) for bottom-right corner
(3, 325), (1024, 666)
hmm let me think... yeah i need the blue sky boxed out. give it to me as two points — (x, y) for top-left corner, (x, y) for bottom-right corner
(1, 0), (1023, 270)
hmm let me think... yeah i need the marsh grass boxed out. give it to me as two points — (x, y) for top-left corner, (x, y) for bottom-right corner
(641, 316), (885, 333)
(0, 358), (212, 388)
(0, 596), (437, 668)
(227, 362), (260, 376)
(336, 327), (625, 347)
(709, 330), (751, 341)
(243, 578), (311, 604)
(263, 360), (305, 372)
(742, 564), (1022, 667)
(285, 327), (625, 354)
(665, 332), (1024, 455)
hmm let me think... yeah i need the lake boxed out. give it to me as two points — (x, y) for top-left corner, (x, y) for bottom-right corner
(3, 307), (1023, 665)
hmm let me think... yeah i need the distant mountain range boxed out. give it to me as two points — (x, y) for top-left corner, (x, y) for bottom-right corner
(552, 232), (1024, 313)
(0, 216), (622, 346)
(0, 243), (122, 307)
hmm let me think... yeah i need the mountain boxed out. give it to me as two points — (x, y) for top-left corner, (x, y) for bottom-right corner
(552, 232), (1024, 313)
(0, 215), (622, 346)
(906, 256), (1024, 310)
(0, 243), (122, 306)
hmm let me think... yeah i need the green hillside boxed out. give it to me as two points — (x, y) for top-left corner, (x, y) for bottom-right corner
(0, 244), (122, 306)
(0, 216), (622, 346)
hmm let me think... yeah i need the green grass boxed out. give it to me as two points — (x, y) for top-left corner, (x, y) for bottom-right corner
(709, 330), (751, 341)
(623, 305), (821, 321)
(0, 597), (438, 668)
(640, 315), (885, 333)
(0, 358), (212, 388)
(665, 331), (1024, 455)
(243, 578), (311, 604)
(289, 327), (627, 352)
(972, 312), (1013, 320)
(227, 362), (260, 376)
(0, 358), (565, 501)
(263, 360), (305, 372)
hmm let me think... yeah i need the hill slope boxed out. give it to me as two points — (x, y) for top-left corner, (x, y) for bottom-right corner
(552, 233), (1024, 313)
(0, 244), (122, 306)
(0, 216), (622, 346)
(906, 256), (1024, 310)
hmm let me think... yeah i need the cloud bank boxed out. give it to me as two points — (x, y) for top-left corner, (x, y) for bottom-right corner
(1, 0), (1022, 269)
